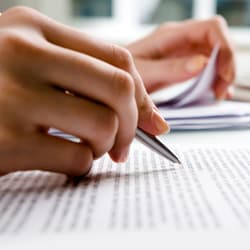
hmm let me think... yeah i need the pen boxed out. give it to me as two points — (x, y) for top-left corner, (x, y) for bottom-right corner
(135, 128), (181, 164)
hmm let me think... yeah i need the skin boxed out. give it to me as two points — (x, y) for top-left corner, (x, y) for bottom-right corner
(0, 6), (168, 176)
(127, 16), (235, 98)
(0, 7), (235, 177)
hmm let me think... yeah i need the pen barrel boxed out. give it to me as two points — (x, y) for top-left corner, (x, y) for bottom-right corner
(135, 128), (180, 164)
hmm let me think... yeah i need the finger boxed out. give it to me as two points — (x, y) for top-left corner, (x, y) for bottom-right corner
(204, 17), (236, 89)
(214, 50), (235, 99)
(144, 17), (235, 97)
(176, 18), (236, 98)
(1, 132), (93, 176)
(213, 76), (231, 100)
(134, 55), (208, 93)
(40, 43), (168, 161)
(39, 18), (169, 138)
(26, 84), (119, 159)
(35, 42), (138, 162)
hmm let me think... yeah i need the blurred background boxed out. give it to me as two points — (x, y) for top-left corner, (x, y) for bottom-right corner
(1, 0), (250, 44)
(0, 0), (250, 100)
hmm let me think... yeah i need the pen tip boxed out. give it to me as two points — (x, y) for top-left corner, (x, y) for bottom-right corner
(176, 159), (182, 165)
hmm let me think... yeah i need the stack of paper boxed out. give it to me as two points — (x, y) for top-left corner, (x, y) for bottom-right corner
(151, 46), (250, 131)
(159, 101), (250, 130)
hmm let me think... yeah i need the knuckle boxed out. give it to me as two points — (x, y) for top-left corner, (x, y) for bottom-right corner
(158, 21), (179, 32)
(4, 6), (36, 20)
(211, 15), (227, 28)
(112, 70), (135, 100)
(68, 145), (93, 176)
(0, 31), (31, 60)
(0, 31), (22, 53)
(112, 45), (134, 70)
(0, 31), (45, 73)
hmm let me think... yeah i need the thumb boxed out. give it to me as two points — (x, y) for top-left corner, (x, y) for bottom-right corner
(136, 55), (208, 93)
(138, 100), (170, 136)
(137, 87), (170, 136)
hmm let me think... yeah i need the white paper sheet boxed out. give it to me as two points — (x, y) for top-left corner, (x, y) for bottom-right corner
(154, 45), (219, 107)
(151, 46), (250, 130)
(0, 142), (250, 236)
(159, 101), (250, 130)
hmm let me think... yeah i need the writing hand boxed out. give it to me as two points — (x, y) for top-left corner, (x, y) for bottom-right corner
(0, 7), (168, 176)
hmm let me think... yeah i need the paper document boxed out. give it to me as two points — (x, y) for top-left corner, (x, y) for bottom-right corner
(151, 46), (250, 130)
(159, 101), (250, 130)
(154, 45), (219, 107)
(0, 142), (250, 235)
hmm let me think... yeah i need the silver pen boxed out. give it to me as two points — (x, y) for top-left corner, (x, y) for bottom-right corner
(135, 128), (181, 164)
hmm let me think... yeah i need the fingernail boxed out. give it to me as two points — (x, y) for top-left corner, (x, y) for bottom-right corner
(186, 55), (207, 74)
(152, 109), (170, 134)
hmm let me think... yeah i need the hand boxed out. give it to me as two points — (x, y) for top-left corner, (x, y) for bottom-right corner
(0, 7), (168, 176)
(127, 16), (235, 99)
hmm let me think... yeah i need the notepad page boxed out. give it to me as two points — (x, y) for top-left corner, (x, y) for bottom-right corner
(0, 142), (250, 235)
